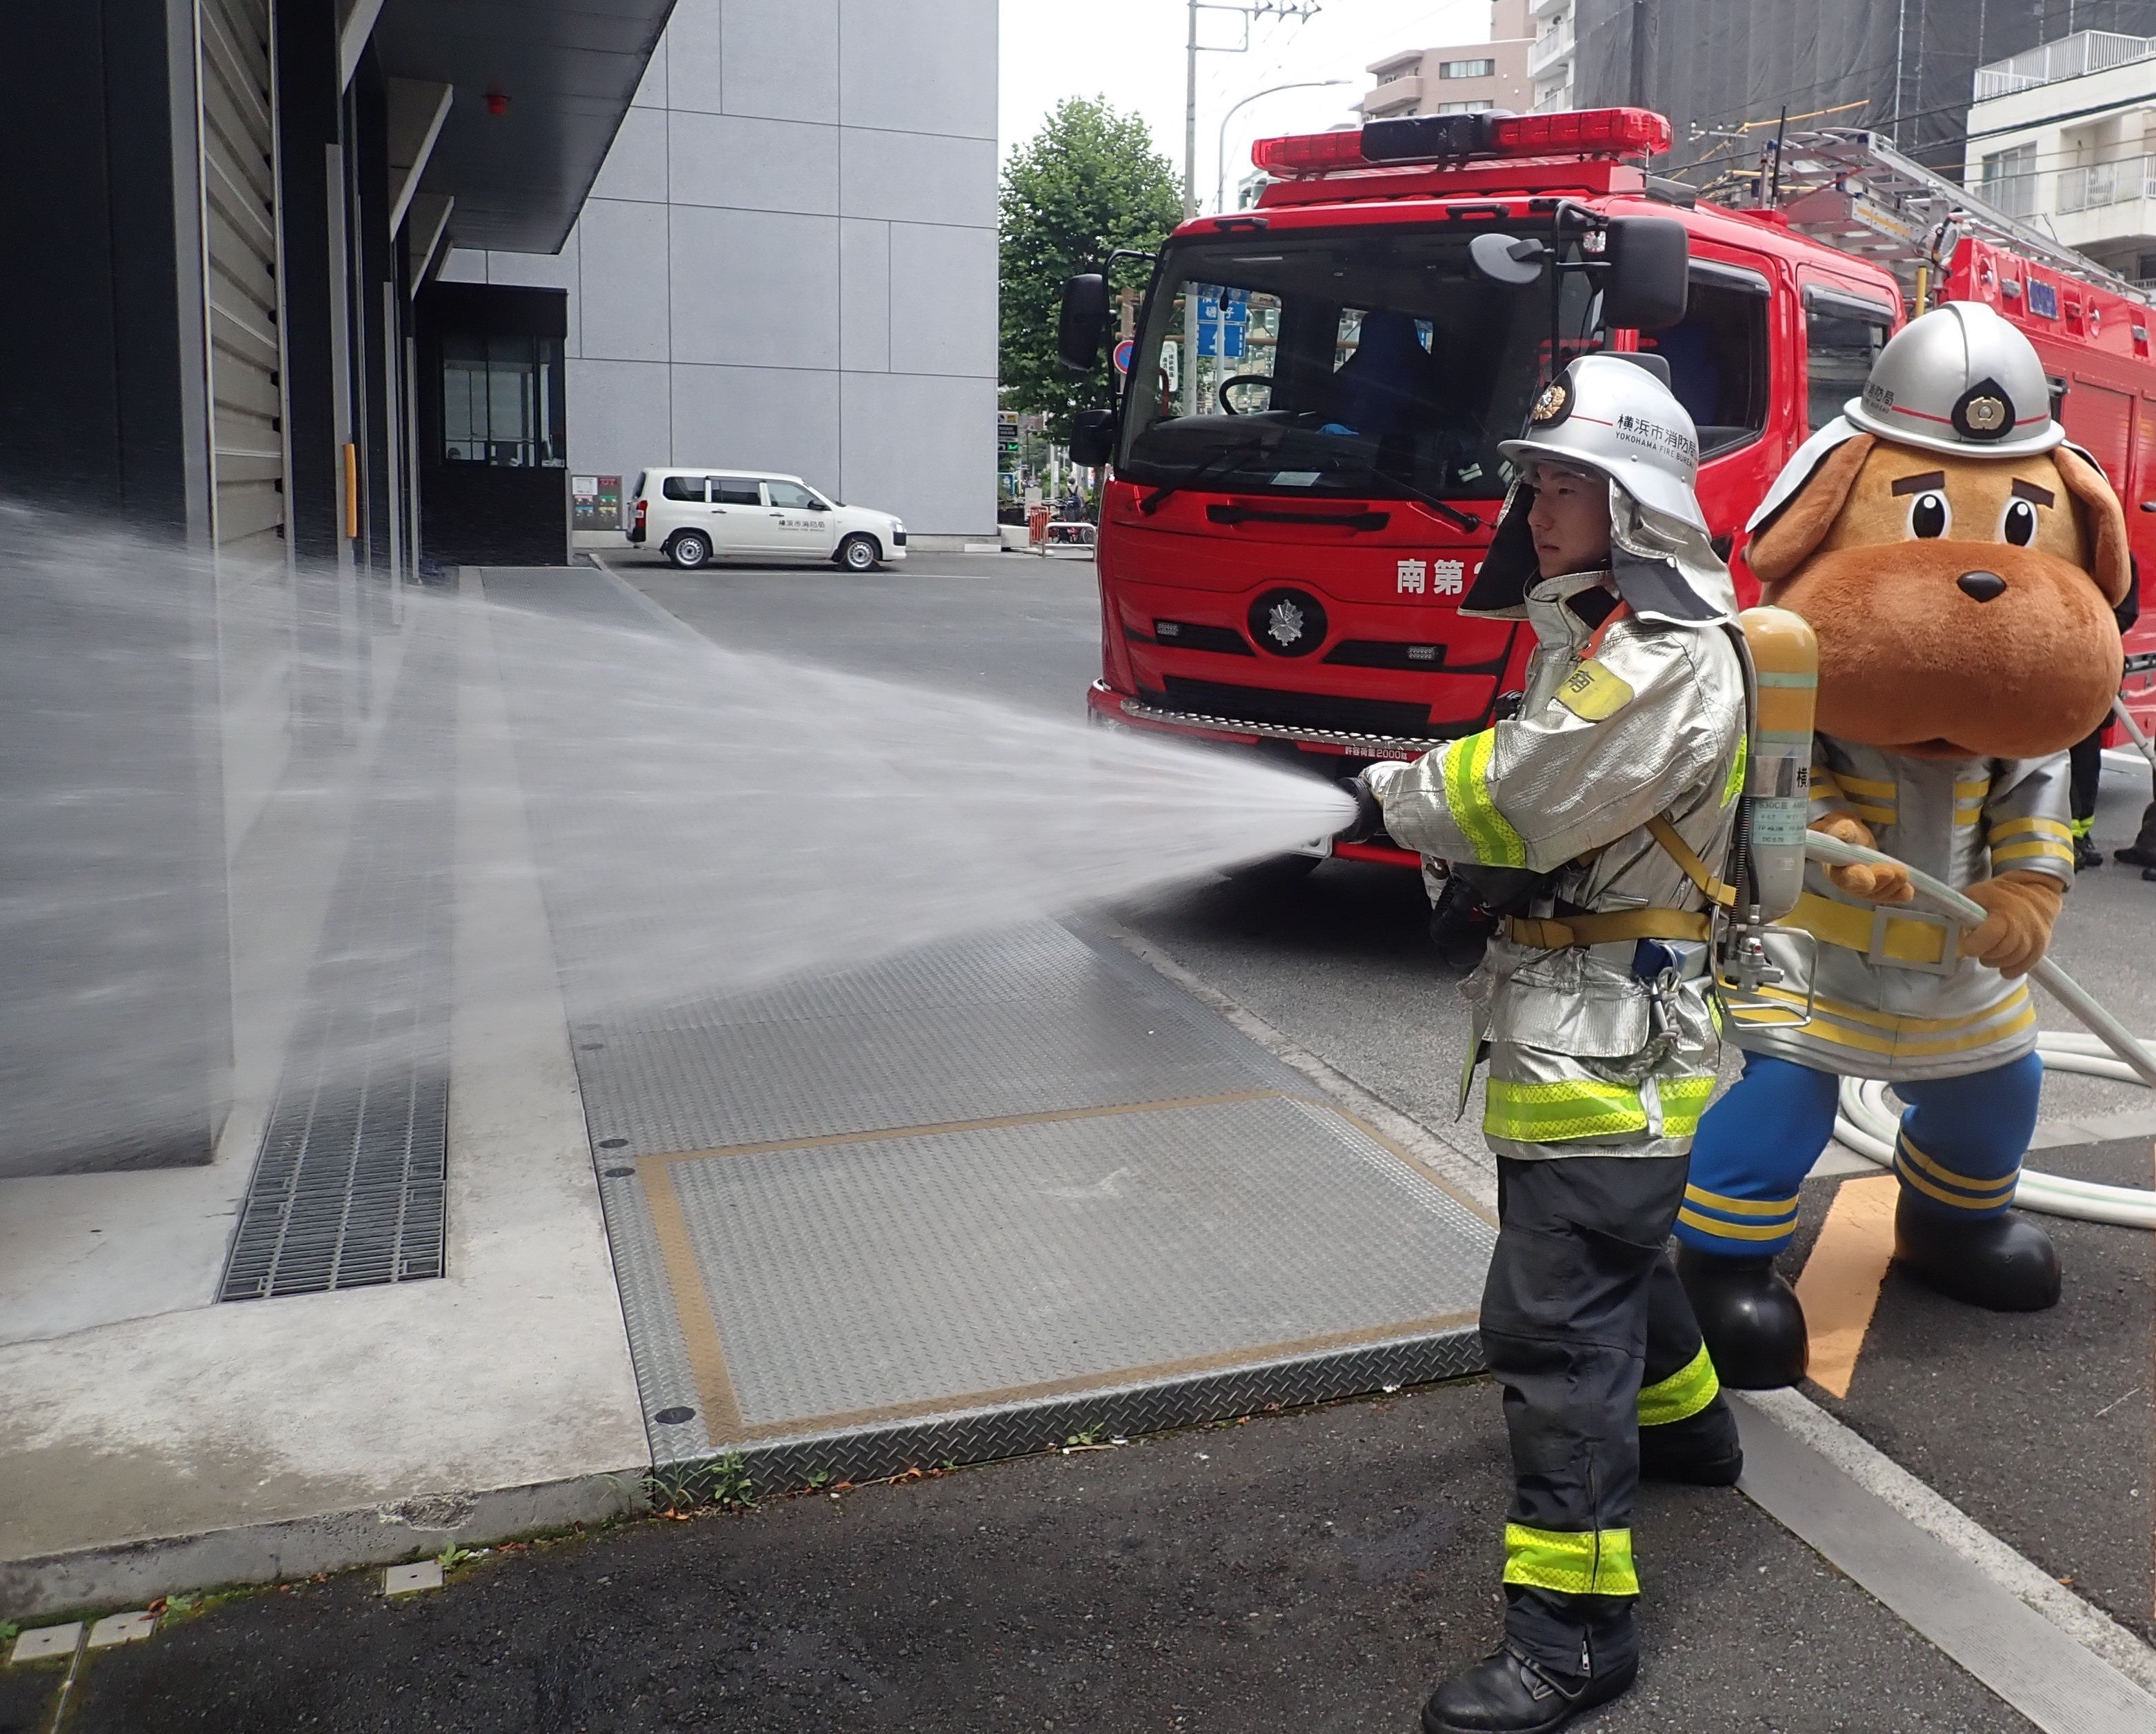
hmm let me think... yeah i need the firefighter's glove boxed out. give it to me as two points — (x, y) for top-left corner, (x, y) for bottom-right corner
(1335, 773), (1386, 846)
(1959, 871), (2064, 979)
(1812, 813), (1915, 905)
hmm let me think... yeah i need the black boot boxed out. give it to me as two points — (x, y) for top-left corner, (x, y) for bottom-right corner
(1638, 1393), (1743, 1486)
(2073, 835), (2104, 871)
(1675, 1246), (1808, 1389)
(1893, 1195), (2061, 1311)
(1421, 1644), (1636, 1733)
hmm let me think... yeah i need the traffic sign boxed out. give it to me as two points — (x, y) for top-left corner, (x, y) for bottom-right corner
(1112, 338), (1135, 375)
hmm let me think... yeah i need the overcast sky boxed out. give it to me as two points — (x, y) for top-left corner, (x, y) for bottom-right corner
(998, 0), (1491, 212)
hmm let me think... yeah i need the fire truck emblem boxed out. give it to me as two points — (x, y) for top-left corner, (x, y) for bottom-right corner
(1530, 381), (1569, 424)
(1246, 586), (1328, 657)
(1266, 599), (1306, 646)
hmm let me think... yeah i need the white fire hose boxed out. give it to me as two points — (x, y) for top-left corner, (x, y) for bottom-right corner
(1801, 830), (2156, 1230)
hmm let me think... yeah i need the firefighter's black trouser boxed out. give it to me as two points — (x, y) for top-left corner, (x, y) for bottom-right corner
(2070, 726), (2106, 837)
(1483, 1153), (1702, 1679)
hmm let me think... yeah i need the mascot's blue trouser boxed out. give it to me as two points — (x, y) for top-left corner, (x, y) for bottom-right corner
(1676, 1050), (2044, 1258)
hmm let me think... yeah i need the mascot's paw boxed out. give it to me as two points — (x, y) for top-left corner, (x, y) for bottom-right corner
(1959, 871), (2064, 978)
(1638, 1395), (1744, 1486)
(1675, 1247), (1808, 1388)
(1812, 813), (1915, 904)
(1893, 1195), (2060, 1311)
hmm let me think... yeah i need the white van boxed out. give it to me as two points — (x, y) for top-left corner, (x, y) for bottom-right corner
(626, 468), (906, 572)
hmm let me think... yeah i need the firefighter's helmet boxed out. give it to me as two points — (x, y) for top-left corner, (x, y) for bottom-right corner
(1497, 352), (1708, 532)
(1843, 300), (2061, 459)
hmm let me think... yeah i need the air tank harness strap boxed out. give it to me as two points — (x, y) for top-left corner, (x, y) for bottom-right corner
(1499, 816), (1735, 950)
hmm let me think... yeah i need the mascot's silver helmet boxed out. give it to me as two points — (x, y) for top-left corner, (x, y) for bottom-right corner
(1497, 352), (1707, 532)
(1843, 300), (2062, 459)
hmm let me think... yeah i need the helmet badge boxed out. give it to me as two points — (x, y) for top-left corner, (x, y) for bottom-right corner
(1530, 381), (1570, 425)
(1951, 376), (2017, 442)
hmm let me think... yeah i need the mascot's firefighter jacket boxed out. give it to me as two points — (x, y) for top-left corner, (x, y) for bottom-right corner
(1677, 301), (2133, 1384)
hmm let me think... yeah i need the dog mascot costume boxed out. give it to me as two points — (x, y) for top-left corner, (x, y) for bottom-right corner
(1676, 301), (2134, 1386)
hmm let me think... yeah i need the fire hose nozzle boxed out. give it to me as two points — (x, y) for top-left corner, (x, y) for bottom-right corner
(1335, 776), (1384, 845)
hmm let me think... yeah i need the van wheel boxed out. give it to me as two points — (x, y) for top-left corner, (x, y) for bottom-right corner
(835, 534), (881, 572)
(668, 530), (712, 570)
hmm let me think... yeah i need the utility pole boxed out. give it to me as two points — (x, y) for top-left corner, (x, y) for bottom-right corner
(1178, 1), (1322, 415)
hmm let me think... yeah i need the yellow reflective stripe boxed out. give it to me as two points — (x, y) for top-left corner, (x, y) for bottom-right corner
(1677, 1205), (1794, 1242)
(1836, 773), (1897, 799)
(1744, 983), (2030, 1035)
(1779, 1001), (2037, 1059)
(1721, 731), (1748, 808)
(1953, 778), (1992, 799)
(1685, 1183), (1799, 1219)
(1790, 893), (1946, 965)
(1897, 1153), (2019, 1210)
(1897, 1134), (2017, 1199)
(1484, 1077), (1645, 1142)
(1443, 729), (1528, 868)
(1638, 1343), (1720, 1428)
(1988, 817), (2073, 843)
(1660, 1075), (1715, 1138)
(1503, 1525), (1639, 1597)
(1991, 839), (2076, 866)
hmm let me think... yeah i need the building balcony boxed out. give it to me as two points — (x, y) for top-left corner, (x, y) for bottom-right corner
(1975, 30), (2155, 99)
(2057, 157), (2156, 213)
(1527, 26), (1573, 78)
(1358, 73), (1423, 114)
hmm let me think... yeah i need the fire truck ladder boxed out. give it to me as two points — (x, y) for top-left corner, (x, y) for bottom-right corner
(1726, 127), (2153, 310)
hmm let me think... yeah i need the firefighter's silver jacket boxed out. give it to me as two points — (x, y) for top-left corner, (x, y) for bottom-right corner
(1731, 739), (2075, 1082)
(1366, 566), (1748, 1161)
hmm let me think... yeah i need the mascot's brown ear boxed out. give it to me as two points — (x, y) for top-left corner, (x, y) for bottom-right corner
(1745, 435), (1876, 584)
(2051, 444), (2133, 608)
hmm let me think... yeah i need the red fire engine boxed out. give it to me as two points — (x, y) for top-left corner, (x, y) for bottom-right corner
(1057, 110), (2156, 868)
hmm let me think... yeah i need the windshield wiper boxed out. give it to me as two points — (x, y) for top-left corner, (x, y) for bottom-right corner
(1332, 464), (1484, 533)
(1138, 437), (1272, 515)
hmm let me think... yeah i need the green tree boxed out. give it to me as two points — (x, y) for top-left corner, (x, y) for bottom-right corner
(999, 97), (1181, 441)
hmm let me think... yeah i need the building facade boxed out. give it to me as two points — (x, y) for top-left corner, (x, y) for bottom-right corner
(1966, 30), (2156, 285)
(1563, 0), (2156, 187)
(1527, 0), (1575, 112)
(440, 0), (999, 537)
(1359, 1), (1533, 121)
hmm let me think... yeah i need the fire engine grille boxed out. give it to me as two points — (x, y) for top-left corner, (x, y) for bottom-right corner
(1149, 676), (1438, 738)
(218, 644), (454, 1302)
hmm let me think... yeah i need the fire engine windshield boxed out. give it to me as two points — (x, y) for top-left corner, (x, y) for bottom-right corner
(1119, 226), (1594, 503)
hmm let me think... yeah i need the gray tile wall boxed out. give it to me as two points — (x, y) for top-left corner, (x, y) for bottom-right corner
(437, 0), (997, 535)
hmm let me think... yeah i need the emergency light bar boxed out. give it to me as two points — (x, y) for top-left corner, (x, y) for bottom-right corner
(1251, 107), (1673, 175)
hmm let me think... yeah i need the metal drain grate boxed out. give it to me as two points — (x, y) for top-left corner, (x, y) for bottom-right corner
(219, 639), (455, 1302)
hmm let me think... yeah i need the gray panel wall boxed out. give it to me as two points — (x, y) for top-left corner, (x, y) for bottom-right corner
(439, 0), (997, 535)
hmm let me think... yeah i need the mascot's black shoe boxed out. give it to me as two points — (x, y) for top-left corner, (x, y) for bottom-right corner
(1893, 1197), (2061, 1311)
(1421, 1644), (1636, 1733)
(2115, 844), (2156, 868)
(1675, 1246), (1808, 1388)
(1638, 1394), (1744, 1486)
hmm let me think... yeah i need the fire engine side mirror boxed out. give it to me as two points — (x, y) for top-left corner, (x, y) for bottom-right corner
(1069, 408), (1117, 468)
(1468, 232), (1548, 288)
(1058, 273), (1111, 371)
(1601, 217), (1689, 331)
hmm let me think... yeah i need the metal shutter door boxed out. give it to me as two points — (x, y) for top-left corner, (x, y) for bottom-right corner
(197, 0), (286, 577)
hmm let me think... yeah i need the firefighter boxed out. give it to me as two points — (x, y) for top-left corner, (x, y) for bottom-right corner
(1339, 353), (1748, 1733)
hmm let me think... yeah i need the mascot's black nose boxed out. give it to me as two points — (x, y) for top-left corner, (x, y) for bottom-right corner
(1957, 570), (2008, 602)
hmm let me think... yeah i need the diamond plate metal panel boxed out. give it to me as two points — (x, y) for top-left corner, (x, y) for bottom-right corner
(663, 1095), (1487, 1429)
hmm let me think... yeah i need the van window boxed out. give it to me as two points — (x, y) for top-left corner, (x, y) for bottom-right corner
(713, 478), (762, 505)
(767, 481), (819, 509)
(1640, 270), (1769, 458)
(660, 475), (706, 502)
(1804, 290), (1893, 433)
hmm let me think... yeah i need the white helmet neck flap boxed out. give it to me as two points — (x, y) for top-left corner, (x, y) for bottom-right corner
(1465, 352), (1734, 626)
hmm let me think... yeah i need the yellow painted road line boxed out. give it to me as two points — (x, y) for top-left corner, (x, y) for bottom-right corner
(1795, 1173), (1900, 1399)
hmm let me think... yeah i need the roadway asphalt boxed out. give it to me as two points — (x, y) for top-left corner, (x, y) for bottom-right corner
(6, 545), (2146, 1730)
